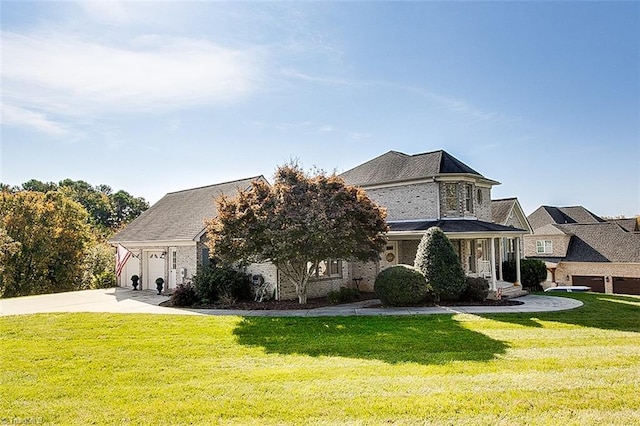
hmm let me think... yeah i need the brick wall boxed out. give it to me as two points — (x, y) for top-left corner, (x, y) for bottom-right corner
(351, 260), (379, 292)
(555, 262), (640, 292)
(366, 182), (439, 221)
(176, 245), (198, 284)
(398, 240), (419, 265)
(276, 261), (355, 300)
(523, 234), (571, 258)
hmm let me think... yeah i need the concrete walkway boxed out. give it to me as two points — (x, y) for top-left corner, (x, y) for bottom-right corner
(0, 287), (583, 317)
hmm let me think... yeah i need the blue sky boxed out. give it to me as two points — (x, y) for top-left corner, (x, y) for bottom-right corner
(1, 1), (638, 217)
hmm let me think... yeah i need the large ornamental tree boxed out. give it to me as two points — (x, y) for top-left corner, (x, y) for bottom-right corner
(206, 164), (388, 304)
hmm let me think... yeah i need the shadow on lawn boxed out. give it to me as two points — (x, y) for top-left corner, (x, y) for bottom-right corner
(483, 293), (640, 333)
(233, 315), (508, 365)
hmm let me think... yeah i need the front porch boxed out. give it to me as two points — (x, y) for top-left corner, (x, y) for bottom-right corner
(383, 230), (524, 292)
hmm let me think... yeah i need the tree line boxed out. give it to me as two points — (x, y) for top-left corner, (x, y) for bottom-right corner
(0, 179), (149, 298)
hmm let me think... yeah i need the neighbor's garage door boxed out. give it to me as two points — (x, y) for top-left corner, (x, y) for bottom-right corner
(613, 277), (640, 295)
(572, 275), (605, 293)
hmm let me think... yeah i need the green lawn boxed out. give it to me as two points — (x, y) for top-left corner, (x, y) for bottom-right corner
(1, 293), (639, 425)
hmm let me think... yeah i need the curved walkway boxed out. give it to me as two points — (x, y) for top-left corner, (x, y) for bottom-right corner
(0, 287), (583, 317)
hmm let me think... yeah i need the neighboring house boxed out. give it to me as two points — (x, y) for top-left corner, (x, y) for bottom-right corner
(337, 150), (528, 294)
(109, 177), (265, 291)
(524, 205), (640, 295)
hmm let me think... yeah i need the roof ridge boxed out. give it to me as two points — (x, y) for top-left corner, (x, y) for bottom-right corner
(165, 175), (263, 195)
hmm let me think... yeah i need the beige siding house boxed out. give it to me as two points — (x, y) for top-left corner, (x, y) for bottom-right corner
(524, 206), (640, 295)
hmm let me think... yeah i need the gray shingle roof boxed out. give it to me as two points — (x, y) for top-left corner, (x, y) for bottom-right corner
(557, 223), (640, 263)
(608, 218), (639, 233)
(339, 150), (492, 187)
(389, 219), (525, 234)
(491, 198), (517, 225)
(110, 176), (263, 243)
(528, 205), (604, 230)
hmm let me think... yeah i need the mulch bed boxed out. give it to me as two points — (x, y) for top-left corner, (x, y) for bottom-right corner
(162, 291), (523, 310)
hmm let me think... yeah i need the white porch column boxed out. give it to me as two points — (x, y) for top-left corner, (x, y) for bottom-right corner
(498, 238), (504, 281)
(515, 237), (522, 286)
(490, 237), (497, 290)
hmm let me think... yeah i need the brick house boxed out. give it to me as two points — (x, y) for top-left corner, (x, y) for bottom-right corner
(524, 205), (640, 295)
(111, 150), (530, 299)
(336, 150), (529, 296)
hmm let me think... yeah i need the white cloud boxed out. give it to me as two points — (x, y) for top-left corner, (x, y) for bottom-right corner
(1, 31), (266, 117)
(1, 105), (69, 136)
(79, 1), (130, 24)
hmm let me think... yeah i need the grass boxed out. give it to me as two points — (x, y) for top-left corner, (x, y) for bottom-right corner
(1, 292), (639, 425)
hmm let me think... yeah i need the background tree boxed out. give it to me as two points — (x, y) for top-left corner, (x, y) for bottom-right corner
(0, 191), (91, 297)
(0, 227), (21, 276)
(108, 190), (149, 230)
(207, 164), (388, 304)
(414, 227), (466, 301)
(7, 179), (149, 233)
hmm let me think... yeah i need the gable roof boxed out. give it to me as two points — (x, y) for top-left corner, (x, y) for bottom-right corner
(528, 205), (604, 231)
(339, 150), (497, 187)
(608, 218), (639, 233)
(110, 176), (263, 243)
(491, 197), (533, 234)
(491, 198), (515, 226)
(557, 222), (640, 263)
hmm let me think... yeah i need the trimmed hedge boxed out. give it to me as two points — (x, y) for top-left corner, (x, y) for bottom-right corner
(374, 265), (430, 306)
(414, 227), (466, 301)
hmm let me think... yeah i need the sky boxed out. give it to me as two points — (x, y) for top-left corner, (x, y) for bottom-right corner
(1, 1), (639, 218)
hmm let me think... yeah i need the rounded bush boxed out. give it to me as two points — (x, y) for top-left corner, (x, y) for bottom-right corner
(460, 277), (489, 302)
(170, 282), (198, 307)
(374, 265), (430, 306)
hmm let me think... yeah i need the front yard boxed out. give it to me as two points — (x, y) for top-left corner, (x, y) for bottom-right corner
(1, 293), (639, 425)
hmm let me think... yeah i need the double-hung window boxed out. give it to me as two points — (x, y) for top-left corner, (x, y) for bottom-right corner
(536, 240), (553, 254)
(464, 184), (474, 213)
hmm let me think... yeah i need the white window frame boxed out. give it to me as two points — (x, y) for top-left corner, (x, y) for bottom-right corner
(536, 240), (553, 254)
(311, 259), (342, 280)
(464, 184), (474, 213)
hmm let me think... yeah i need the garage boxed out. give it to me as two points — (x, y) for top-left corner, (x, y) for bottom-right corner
(572, 275), (605, 293)
(613, 277), (640, 295)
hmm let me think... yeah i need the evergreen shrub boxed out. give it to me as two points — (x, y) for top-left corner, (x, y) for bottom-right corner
(374, 265), (430, 306)
(460, 277), (490, 302)
(170, 282), (198, 306)
(414, 227), (466, 301)
(193, 263), (251, 304)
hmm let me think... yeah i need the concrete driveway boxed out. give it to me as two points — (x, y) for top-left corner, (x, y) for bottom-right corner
(0, 287), (583, 317)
